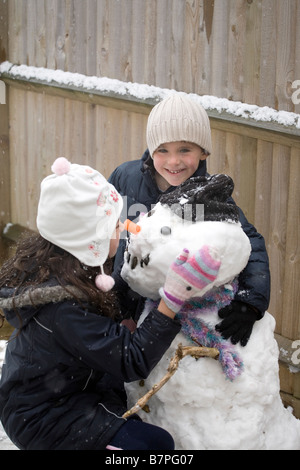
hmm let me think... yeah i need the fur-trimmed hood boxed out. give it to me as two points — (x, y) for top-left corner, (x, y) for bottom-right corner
(0, 283), (85, 329)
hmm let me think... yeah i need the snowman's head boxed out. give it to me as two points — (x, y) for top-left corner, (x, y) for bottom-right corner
(121, 175), (251, 300)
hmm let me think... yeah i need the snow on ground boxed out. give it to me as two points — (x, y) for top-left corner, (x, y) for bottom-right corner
(0, 422), (16, 450)
(0, 341), (17, 449)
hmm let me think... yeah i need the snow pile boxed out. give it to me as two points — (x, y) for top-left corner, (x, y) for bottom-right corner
(191, 93), (300, 128)
(126, 310), (300, 450)
(0, 60), (170, 102)
(1, 61), (300, 129)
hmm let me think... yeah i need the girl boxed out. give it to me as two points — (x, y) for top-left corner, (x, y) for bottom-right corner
(0, 158), (208, 450)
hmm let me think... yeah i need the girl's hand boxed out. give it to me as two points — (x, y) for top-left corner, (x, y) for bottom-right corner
(159, 246), (221, 313)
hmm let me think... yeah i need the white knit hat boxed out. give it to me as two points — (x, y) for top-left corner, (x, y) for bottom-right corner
(146, 93), (212, 157)
(37, 157), (123, 290)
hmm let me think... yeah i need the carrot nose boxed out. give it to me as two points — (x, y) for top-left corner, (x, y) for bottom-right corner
(123, 219), (141, 235)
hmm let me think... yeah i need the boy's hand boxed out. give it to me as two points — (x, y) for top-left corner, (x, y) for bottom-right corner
(216, 301), (261, 346)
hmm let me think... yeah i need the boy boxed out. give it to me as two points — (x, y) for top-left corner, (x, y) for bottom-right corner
(109, 93), (270, 346)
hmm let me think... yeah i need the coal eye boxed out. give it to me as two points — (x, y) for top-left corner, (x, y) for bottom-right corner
(161, 226), (172, 235)
(186, 286), (192, 291)
(131, 256), (138, 270)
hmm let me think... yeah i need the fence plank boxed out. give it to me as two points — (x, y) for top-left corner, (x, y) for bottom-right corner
(260, 0), (277, 108)
(0, 0), (10, 235)
(282, 147), (300, 340)
(268, 144), (291, 333)
(276, 0), (297, 112)
(254, 140), (273, 239)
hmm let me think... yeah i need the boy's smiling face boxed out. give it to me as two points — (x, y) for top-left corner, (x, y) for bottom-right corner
(152, 141), (208, 189)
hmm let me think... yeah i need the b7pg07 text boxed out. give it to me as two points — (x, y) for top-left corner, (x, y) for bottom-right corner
(149, 455), (193, 465)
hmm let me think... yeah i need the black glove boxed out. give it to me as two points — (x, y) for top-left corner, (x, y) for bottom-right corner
(216, 301), (261, 347)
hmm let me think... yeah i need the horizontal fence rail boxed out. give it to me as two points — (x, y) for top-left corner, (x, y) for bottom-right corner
(1, 61), (300, 138)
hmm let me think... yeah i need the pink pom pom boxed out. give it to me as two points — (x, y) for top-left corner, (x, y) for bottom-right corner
(51, 157), (71, 176)
(95, 273), (115, 292)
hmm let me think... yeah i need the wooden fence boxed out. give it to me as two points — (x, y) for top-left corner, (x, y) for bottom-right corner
(0, 0), (299, 417)
(3, 0), (300, 114)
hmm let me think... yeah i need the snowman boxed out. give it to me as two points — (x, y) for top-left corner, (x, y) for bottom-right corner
(121, 174), (300, 450)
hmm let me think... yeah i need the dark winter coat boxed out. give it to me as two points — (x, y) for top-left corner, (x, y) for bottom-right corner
(0, 283), (180, 450)
(109, 150), (271, 316)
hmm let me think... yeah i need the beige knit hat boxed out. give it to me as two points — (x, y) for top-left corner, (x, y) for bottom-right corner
(146, 93), (212, 157)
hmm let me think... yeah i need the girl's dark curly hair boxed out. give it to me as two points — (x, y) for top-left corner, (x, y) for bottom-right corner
(0, 233), (120, 321)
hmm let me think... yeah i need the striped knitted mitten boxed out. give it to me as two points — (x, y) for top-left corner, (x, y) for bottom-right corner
(159, 246), (221, 313)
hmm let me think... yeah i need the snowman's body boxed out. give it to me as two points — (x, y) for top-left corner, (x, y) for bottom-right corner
(121, 178), (300, 450)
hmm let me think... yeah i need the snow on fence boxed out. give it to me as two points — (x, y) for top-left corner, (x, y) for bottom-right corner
(1, 61), (300, 132)
(0, 62), (299, 418)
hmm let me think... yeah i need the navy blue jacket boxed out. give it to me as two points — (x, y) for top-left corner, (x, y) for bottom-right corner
(0, 284), (180, 450)
(109, 150), (270, 316)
